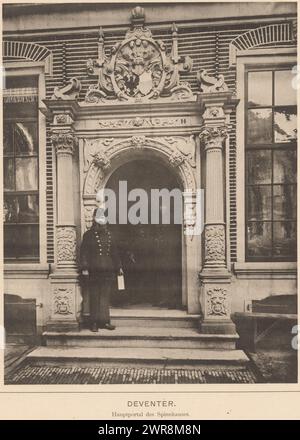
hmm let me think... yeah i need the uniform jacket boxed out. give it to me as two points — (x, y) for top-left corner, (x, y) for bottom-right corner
(80, 223), (121, 275)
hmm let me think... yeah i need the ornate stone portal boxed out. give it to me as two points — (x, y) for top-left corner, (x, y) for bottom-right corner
(42, 6), (239, 339)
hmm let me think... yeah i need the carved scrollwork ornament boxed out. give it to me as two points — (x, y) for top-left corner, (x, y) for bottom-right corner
(92, 151), (111, 170)
(197, 69), (229, 93)
(130, 135), (147, 147)
(52, 77), (81, 100)
(169, 150), (185, 167)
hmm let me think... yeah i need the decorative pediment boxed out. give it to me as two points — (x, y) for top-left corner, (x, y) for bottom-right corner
(85, 6), (193, 104)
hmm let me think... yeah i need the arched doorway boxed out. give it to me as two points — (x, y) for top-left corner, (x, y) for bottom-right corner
(106, 159), (183, 309)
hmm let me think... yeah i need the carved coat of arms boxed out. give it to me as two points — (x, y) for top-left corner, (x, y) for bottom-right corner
(86, 6), (193, 103)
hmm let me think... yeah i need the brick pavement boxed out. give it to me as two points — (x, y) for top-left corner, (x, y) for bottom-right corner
(6, 364), (257, 384)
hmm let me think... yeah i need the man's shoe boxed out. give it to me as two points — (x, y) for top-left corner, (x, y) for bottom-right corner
(91, 322), (98, 332)
(104, 323), (116, 330)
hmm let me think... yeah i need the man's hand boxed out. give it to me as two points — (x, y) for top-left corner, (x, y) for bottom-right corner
(82, 269), (89, 276)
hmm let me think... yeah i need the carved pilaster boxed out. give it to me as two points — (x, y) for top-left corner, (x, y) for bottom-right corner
(198, 90), (239, 336)
(48, 115), (79, 331)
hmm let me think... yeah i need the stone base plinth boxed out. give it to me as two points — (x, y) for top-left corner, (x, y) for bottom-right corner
(199, 269), (236, 336)
(47, 272), (80, 332)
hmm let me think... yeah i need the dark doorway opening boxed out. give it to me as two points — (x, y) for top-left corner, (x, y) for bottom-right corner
(106, 159), (182, 309)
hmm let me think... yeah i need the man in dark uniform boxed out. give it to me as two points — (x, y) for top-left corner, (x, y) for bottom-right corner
(80, 208), (123, 332)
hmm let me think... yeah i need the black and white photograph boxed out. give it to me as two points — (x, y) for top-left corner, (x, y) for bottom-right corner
(2, 1), (298, 388)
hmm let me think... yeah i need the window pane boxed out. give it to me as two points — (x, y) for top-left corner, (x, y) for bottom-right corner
(273, 185), (297, 220)
(247, 150), (272, 184)
(4, 225), (17, 258)
(6, 76), (38, 89)
(15, 157), (38, 191)
(4, 195), (18, 223)
(4, 194), (39, 223)
(4, 158), (15, 191)
(4, 102), (38, 119)
(275, 70), (297, 105)
(274, 108), (297, 143)
(248, 71), (272, 106)
(273, 149), (297, 183)
(273, 221), (297, 258)
(247, 186), (272, 220)
(247, 222), (272, 257)
(18, 194), (39, 223)
(17, 225), (39, 258)
(14, 122), (38, 155)
(247, 109), (272, 144)
(3, 122), (13, 155)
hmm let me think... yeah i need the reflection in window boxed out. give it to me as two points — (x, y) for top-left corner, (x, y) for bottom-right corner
(248, 71), (272, 106)
(248, 109), (272, 144)
(246, 67), (297, 261)
(3, 76), (39, 260)
(274, 109), (297, 143)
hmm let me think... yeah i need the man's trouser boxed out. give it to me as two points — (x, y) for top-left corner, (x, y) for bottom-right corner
(88, 273), (115, 326)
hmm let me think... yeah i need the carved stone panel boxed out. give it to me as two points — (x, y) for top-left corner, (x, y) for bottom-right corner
(56, 226), (77, 265)
(206, 287), (228, 317)
(204, 224), (226, 265)
(51, 286), (76, 320)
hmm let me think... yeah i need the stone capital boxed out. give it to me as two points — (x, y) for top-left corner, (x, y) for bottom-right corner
(199, 125), (228, 151)
(51, 130), (78, 156)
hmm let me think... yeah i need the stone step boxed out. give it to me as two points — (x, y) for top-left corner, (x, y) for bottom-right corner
(104, 308), (200, 329)
(27, 346), (249, 368)
(109, 317), (199, 328)
(43, 327), (238, 350)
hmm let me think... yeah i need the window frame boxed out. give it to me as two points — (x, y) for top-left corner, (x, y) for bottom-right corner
(3, 63), (47, 265)
(234, 48), (297, 276)
(244, 63), (297, 262)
